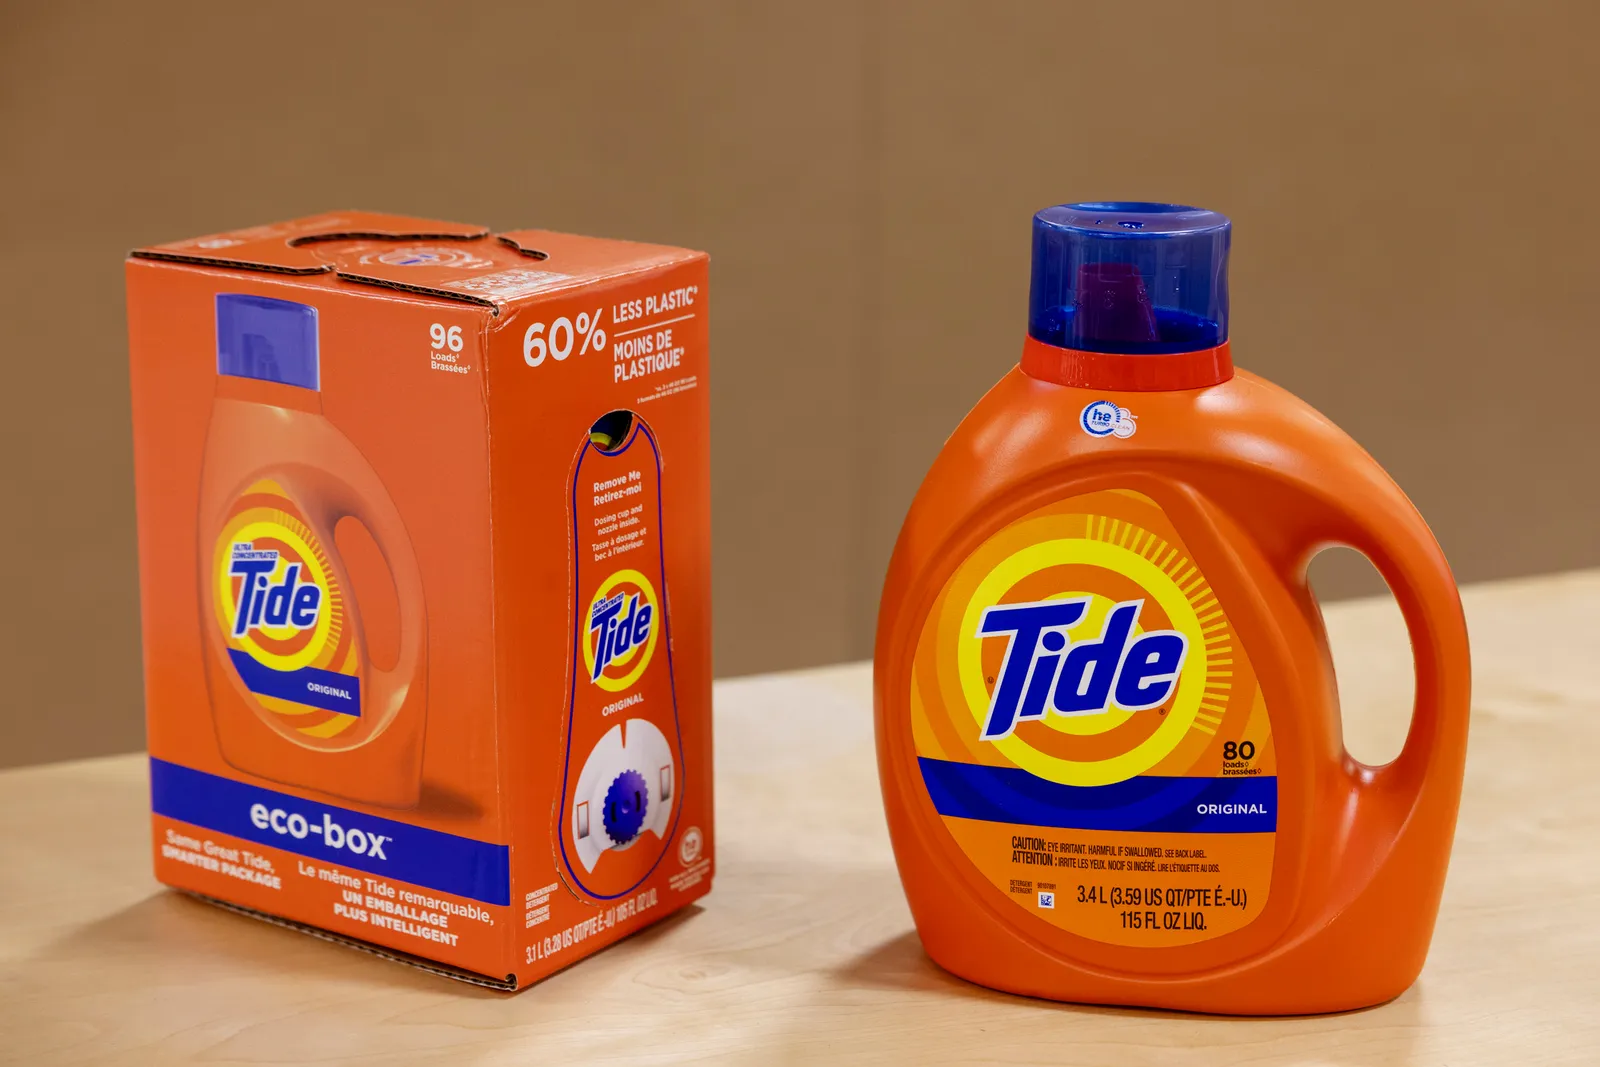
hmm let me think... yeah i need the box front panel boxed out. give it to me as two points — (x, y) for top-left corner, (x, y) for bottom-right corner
(128, 261), (514, 978)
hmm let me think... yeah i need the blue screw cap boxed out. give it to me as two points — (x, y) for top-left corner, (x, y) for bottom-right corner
(1028, 202), (1231, 355)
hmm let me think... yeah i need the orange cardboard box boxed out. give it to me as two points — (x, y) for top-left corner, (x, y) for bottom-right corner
(125, 211), (713, 989)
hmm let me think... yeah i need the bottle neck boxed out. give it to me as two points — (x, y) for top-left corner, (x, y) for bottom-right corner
(215, 373), (324, 414)
(1020, 334), (1233, 391)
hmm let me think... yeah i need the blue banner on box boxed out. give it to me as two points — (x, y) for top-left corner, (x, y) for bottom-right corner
(149, 758), (510, 905)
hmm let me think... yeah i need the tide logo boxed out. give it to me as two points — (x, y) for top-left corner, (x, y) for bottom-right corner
(584, 569), (660, 693)
(228, 544), (323, 637)
(977, 597), (1188, 741)
(211, 481), (361, 739)
(938, 501), (1227, 787)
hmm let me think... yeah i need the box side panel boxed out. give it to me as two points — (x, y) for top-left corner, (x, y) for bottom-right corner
(485, 259), (713, 984)
(127, 258), (514, 978)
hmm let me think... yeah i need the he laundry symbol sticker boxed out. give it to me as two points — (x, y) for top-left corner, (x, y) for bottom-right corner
(1080, 400), (1137, 439)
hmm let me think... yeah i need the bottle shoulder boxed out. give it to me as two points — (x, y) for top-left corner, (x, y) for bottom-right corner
(202, 398), (383, 512)
(903, 367), (1393, 540)
(206, 398), (351, 457)
(953, 367), (1356, 473)
(878, 366), (1419, 645)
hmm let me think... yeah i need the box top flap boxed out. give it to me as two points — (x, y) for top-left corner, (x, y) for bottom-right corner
(131, 211), (703, 312)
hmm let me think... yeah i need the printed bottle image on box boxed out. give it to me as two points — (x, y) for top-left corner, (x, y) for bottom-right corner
(198, 295), (429, 809)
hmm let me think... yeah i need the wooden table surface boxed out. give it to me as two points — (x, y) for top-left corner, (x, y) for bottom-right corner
(2, 571), (1597, 1065)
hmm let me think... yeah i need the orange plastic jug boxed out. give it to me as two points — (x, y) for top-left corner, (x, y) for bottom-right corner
(874, 203), (1471, 1014)
(199, 293), (429, 809)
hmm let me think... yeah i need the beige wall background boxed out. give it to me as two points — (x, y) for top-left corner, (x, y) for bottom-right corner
(2, 2), (1596, 767)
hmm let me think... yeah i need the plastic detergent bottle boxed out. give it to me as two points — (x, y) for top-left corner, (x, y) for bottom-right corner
(198, 293), (429, 808)
(873, 202), (1471, 1014)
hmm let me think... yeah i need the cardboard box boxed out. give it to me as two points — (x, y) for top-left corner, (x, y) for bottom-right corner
(125, 211), (713, 989)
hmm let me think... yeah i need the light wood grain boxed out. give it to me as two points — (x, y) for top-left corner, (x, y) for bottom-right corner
(2, 571), (1597, 1065)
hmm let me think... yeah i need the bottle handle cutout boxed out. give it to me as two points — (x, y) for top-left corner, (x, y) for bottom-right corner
(1301, 477), (1471, 830)
(297, 467), (428, 738)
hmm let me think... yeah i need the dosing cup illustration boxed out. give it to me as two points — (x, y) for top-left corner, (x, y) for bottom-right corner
(197, 294), (429, 808)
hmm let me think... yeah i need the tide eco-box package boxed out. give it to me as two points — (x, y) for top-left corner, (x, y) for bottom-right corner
(125, 211), (713, 989)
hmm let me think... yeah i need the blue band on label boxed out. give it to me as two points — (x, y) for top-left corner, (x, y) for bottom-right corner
(149, 758), (510, 905)
(227, 648), (361, 716)
(920, 757), (1277, 834)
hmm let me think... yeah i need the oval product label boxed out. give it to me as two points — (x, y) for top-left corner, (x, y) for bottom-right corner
(557, 416), (685, 901)
(211, 479), (364, 743)
(910, 489), (1274, 946)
